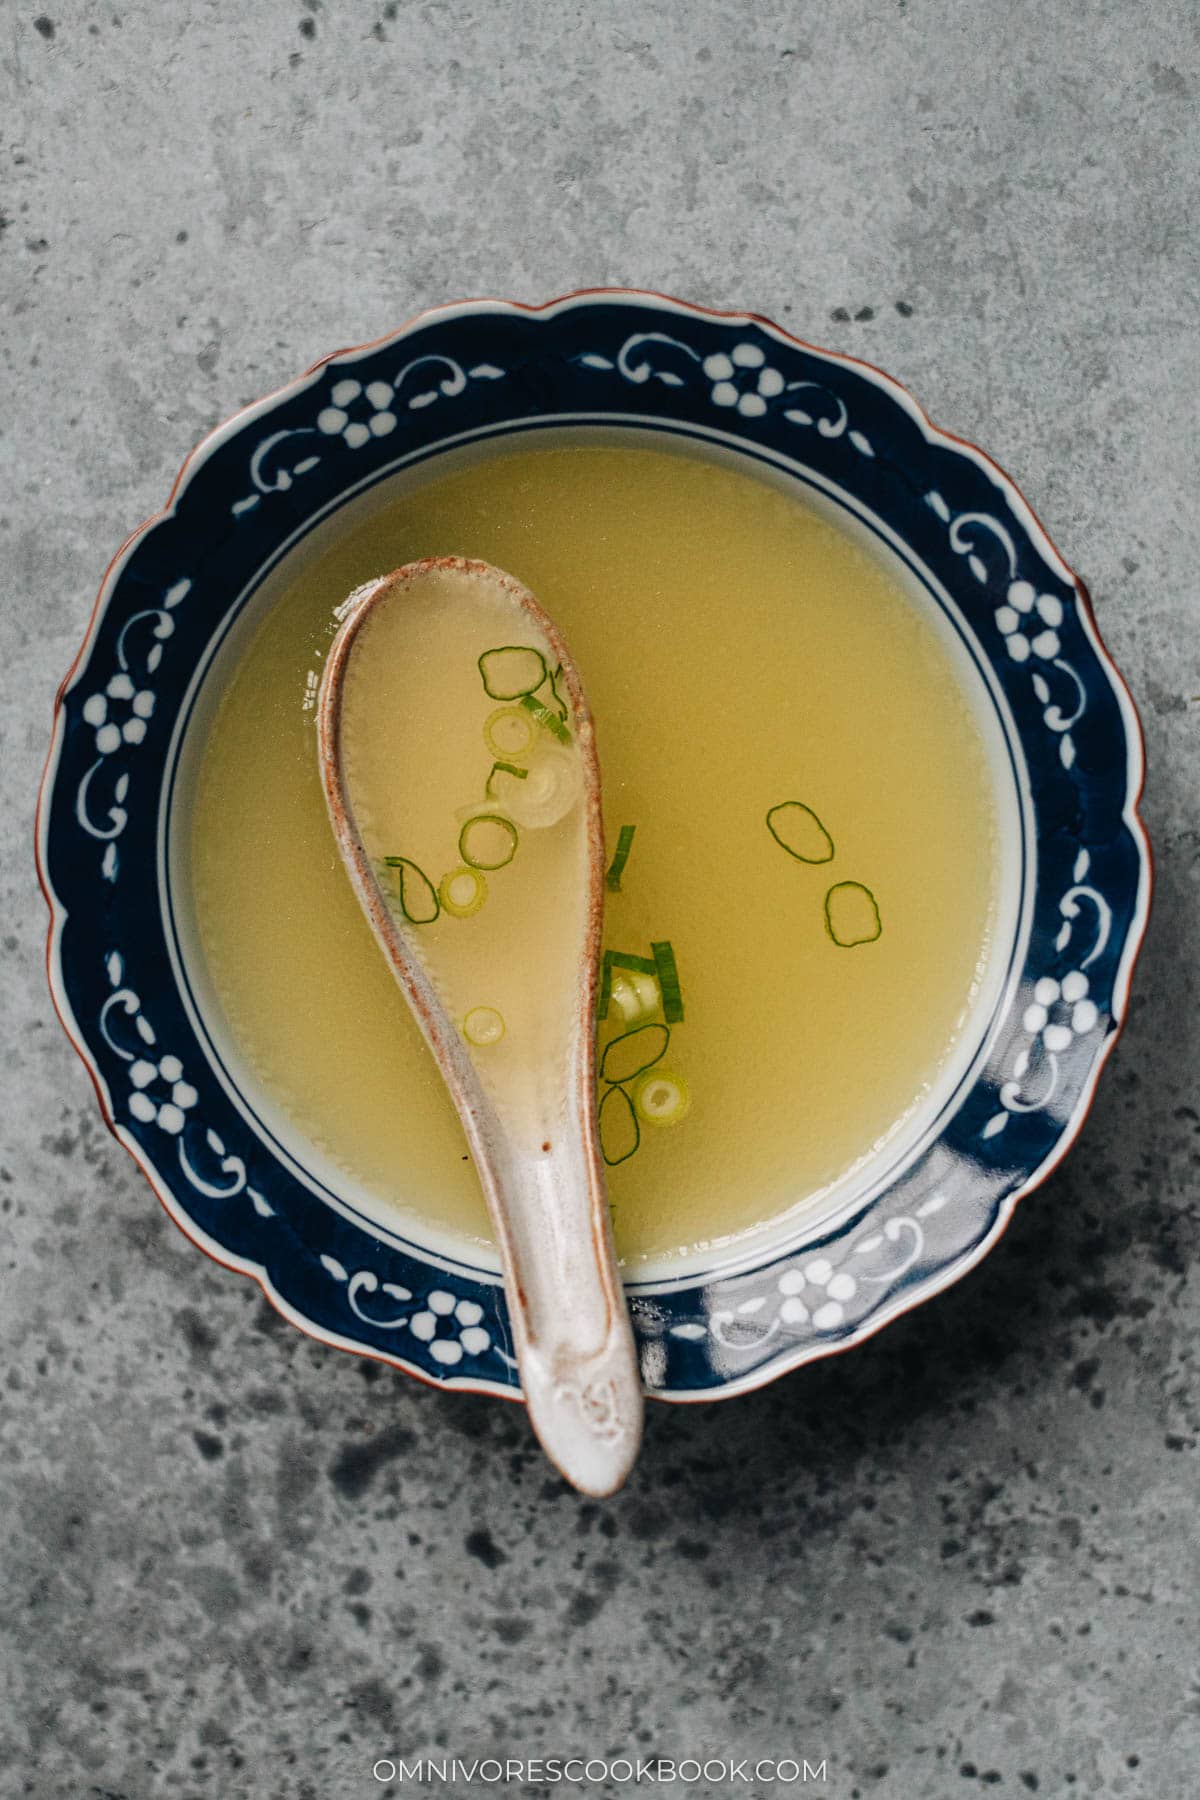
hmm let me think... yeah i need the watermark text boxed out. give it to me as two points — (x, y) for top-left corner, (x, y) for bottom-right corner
(371, 1756), (828, 1786)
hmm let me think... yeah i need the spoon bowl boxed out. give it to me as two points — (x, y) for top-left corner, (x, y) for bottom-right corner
(316, 556), (643, 1495)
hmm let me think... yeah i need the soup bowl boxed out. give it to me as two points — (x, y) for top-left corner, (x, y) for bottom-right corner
(37, 291), (1150, 1402)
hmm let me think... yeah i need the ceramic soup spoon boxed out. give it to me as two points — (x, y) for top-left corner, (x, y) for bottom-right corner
(317, 557), (643, 1496)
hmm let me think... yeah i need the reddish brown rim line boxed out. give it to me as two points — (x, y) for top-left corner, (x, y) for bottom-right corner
(35, 288), (1153, 1410)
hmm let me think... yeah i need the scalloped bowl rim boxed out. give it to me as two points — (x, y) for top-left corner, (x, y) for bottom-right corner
(36, 288), (1152, 1405)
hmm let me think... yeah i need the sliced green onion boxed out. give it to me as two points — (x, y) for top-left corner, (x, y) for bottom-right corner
(599, 1084), (640, 1166)
(605, 824), (637, 891)
(459, 813), (519, 870)
(546, 662), (569, 721)
(597, 949), (660, 1024)
(382, 855), (439, 924)
(633, 1068), (690, 1128)
(500, 746), (582, 829)
(766, 801), (835, 864)
(438, 865), (488, 918)
(484, 705), (537, 760)
(601, 1023), (669, 1086)
(610, 971), (660, 1026)
(519, 692), (571, 745)
(478, 645), (547, 700)
(598, 950), (614, 1021)
(825, 881), (882, 947)
(463, 1006), (505, 1047)
(651, 940), (685, 1023)
(485, 759), (529, 799)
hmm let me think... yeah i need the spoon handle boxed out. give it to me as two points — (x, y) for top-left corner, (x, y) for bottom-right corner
(478, 1116), (643, 1497)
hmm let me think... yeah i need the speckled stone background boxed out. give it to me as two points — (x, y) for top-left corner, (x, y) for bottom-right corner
(2, 2), (1197, 1796)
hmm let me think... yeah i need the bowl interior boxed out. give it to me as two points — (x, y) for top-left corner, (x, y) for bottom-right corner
(163, 420), (1028, 1287)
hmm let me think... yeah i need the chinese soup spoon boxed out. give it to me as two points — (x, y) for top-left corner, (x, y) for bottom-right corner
(317, 557), (643, 1496)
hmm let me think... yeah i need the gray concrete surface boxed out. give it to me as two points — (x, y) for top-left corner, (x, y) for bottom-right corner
(2, 2), (1198, 1796)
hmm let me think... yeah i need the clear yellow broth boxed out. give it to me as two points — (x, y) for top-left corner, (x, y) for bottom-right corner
(191, 441), (999, 1266)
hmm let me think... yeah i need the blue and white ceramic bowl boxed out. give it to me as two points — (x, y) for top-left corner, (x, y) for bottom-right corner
(38, 291), (1151, 1402)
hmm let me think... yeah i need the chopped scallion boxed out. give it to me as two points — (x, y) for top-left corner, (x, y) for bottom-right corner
(824, 881), (882, 947)
(438, 865), (488, 918)
(609, 971), (661, 1025)
(651, 940), (685, 1023)
(599, 1084), (640, 1166)
(546, 662), (569, 721)
(605, 824), (637, 891)
(632, 1068), (690, 1128)
(601, 1023), (670, 1086)
(598, 950), (614, 1021)
(518, 692), (572, 744)
(597, 949), (660, 1024)
(478, 645), (547, 700)
(485, 759), (529, 798)
(766, 801), (835, 864)
(463, 1006), (505, 1047)
(458, 813), (519, 870)
(483, 705), (537, 760)
(500, 746), (582, 829)
(382, 855), (440, 924)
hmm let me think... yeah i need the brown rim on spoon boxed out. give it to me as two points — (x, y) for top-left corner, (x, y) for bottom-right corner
(316, 556), (643, 1496)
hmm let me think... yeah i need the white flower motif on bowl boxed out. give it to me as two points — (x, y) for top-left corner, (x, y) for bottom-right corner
(81, 675), (156, 754)
(317, 377), (398, 449)
(994, 580), (1066, 663)
(127, 1052), (199, 1135)
(409, 1289), (492, 1366)
(702, 342), (785, 418)
(1022, 971), (1101, 1055)
(778, 1258), (859, 1331)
